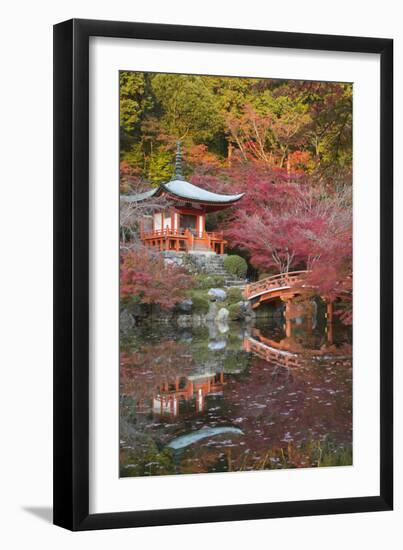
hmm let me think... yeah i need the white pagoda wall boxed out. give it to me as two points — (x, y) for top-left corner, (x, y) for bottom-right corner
(153, 212), (162, 231)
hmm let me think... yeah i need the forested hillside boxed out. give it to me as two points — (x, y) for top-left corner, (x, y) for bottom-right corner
(120, 72), (352, 185)
(119, 72), (352, 317)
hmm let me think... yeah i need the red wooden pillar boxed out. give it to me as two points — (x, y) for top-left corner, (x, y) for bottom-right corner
(326, 300), (334, 344)
(285, 317), (292, 338)
(326, 300), (334, 323)
(282, 297), (292, 338)
(327, 321), (334, 345)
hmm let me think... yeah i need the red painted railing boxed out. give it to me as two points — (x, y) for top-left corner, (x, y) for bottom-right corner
(244, 336), (351, 369)
(250, 329), (350, 358)
(244, 270), (310, 300)
(141, 228), (224, 239)
(208, 231), (224, 240)
(141, 228), (187, 239)
(140, 228), (226, 253)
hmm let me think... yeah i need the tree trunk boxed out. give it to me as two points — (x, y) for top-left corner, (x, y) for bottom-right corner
(227, 141), (233, 166)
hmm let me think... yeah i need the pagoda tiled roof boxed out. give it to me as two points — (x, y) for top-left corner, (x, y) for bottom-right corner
(121, 179), (244, 205)
(161, 179), (244, 204)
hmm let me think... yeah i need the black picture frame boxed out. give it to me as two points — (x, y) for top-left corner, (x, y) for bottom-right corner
(53, 18), (393, 531)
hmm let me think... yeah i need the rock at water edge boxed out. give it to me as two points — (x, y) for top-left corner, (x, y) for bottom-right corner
(208, 288), (227, 302)
(216, 307), (229, 323)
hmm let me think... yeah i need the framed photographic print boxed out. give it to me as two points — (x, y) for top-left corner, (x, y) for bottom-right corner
(53, 19), (393, 530)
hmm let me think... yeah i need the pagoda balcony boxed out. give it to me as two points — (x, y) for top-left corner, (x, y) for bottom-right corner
(140, 228), (227, 254)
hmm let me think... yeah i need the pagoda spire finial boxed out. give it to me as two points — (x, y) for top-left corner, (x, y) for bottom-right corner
(174, 140), (184, 180)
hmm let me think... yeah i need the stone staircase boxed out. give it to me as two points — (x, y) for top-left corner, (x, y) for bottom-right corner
(188, 252), (246, 288)
(162, 251), (246, 288)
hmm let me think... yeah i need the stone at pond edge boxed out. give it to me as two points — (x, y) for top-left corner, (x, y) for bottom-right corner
(227, 301), (256, 321)
(176, 314), (205, 328)
(240, 300), (256, 319)
(130, 303), (149, 318)
(208, 339), (227, 351)
(216, 307), (230, 323)
(177, 298), (193, 313)
(217, 320), (229, 334)
(120, 309), (135, 332)
(208, 288), (227, 302)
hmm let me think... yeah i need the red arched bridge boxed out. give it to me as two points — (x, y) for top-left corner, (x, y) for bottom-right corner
(244, 270), (313, 308)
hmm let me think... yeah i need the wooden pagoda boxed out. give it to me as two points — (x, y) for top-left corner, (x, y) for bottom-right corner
(121, 143), (244, 254)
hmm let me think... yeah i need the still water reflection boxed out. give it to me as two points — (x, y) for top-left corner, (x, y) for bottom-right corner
(120, 311), (352, 477)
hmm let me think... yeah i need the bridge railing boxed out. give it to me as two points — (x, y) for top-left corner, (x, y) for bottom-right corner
(244, 337), (301, 368)
(244, 336), (352, 369)
(244, 270), (310, 299)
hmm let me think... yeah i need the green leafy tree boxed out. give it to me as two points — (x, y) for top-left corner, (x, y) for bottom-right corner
(151, 73), (221, 142)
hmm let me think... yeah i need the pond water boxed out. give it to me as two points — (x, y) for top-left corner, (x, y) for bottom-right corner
(120, 308), (352, 477)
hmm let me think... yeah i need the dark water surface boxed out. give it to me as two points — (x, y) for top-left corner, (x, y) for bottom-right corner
(120, 313), (352, 477)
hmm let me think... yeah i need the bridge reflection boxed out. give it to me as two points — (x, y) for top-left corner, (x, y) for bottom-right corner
(246, 295), (351, 368)
(244, 329), (351, 370)
(134, 311), (350, 420)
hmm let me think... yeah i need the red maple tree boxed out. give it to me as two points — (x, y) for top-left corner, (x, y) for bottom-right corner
(120, 245), (195, 309)
(220, 164), (352, 299)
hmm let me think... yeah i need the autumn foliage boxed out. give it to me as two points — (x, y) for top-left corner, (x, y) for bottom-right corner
(119, 73), (353, 318)
(190, 161), (352, 303)
(120, 246), (194, 309)
(223, 165), (352, 295)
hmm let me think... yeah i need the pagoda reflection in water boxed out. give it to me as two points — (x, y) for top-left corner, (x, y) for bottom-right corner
(136, 368), (225, 418)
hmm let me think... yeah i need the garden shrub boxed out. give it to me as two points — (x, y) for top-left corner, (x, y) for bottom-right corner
(228, 302), (243, 320)
(210, 274), (225, 287)
(196, 274), (225, 289)
(195, 274), (213, 289)
(224, 255), (247, 278)
(190, 293), (210, 314)
(226, 287), (243, 304)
